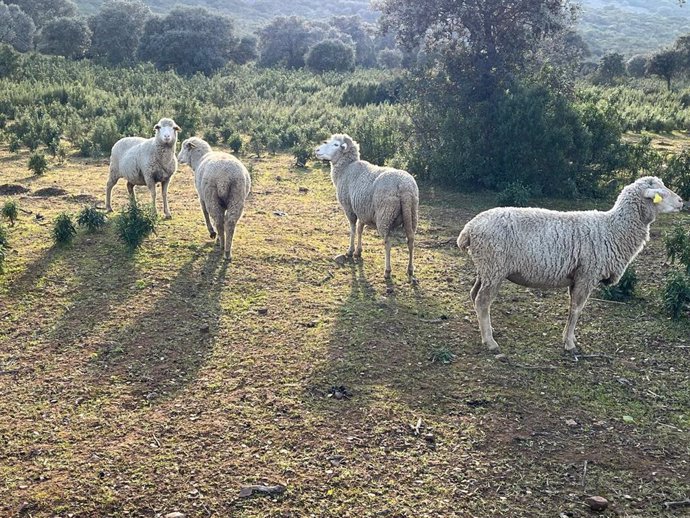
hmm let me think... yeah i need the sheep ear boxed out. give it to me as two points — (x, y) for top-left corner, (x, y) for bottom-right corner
(340, 142), (348, 151)
(173, 125), (181, 132)
(644, 188), (664, 204)
(154, 124), (161, 130)
(187, 141), (196, 149)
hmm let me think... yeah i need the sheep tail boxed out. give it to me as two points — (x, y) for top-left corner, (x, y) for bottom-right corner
(457, 226), (471, 251)
(401, 191), (417, 238)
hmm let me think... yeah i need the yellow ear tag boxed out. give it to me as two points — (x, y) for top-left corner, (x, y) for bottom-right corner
(653, 193), (663, 204)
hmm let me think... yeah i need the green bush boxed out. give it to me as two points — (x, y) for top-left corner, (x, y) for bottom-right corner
(228, 133), (242, 153)
(663, 271), (690, 320)
(1, 199), (18, 226)
(496, 182), (531, 207)
(77, 206), (107, 232)
(665, 225), (690, 271)
(0, 223), (8, 248)
(28, 152), (48, 175)
(0, 243), (5, 274)
(116, 201), (157, 249)
(52, 213), (77, 245)
(292, 143), (312, 167)
(599, 266), (638, 302)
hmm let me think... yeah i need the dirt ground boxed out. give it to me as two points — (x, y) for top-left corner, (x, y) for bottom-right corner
(0, 149), (689, 517)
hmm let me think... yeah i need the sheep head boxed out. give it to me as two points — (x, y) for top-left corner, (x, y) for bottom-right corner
(178, 137), (212, 170)
(617, 176), (684, 224)
(315, 134), (360, 164)
(154, 118), (181, 147)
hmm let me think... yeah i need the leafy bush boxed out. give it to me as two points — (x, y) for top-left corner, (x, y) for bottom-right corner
(227, 133), (242, 153)
(52, 213), (77, 245)
(2, 199), (18, 226)
(292, 143), (312, 167)
(663, 271), (690, 320)
(665, 225), (690, 271)
(116, 201), (157, 249)
(599, 266), (638, 302)
(0, 223), (8, 248)
(0, 242), (5, 273)
(496, 182), (531, 207)
(77, 206), (107, 232)
(28, 152), (48, 175)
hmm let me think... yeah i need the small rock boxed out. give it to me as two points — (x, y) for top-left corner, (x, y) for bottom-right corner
(385, 286), (395, 295)
(165, 513), (186, 518)
(257, 308), (268, 315)
(565, 419), (578, 428)
(584, 496), (609, 511)
(199, 324), (210, 333)
(334, 254), (347, 266)
(494, 353), (508, 362)
(273, 210), (287, 217)
(298, 187), (309, 193)
(275, 175), (283, 181)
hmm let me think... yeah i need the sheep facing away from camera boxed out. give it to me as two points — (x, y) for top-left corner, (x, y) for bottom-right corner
(315, 133), (419, 281)
(178, 137), (251, 261)
(105, 117), (181, 218)
(457, 176), (684, 354)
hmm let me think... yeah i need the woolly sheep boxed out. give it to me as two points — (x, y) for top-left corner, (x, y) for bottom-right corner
(105, 118), (181, 219)
(457, 176), (684, 354)
(315, 133), (419, 280)
(177, 137), (251, 261)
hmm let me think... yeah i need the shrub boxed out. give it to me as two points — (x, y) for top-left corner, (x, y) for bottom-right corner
(0, 223), (8, 248)
(663, 271), (690, 320)
(77, 206), (107, 232)
(28, 152), (48, 175)
(1, 199), (18, 226)
(599, 266), (638, 302)
(228, 133), (242, 153)
(665, 225), (690, 271)
(8, 136), (20, 153)
(116, 201), (157, 249)
(497, 182), (531, 207)
(292, 144), (312, 167)
(52, 213), (77, 245)
(305, 39), (355, 73)
(0, 243), (5, 273)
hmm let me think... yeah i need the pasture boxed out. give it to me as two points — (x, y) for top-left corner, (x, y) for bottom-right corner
(0, 149), (689, 517)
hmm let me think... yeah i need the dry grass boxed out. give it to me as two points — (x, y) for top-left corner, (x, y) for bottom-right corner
(0, 148), (689, 517)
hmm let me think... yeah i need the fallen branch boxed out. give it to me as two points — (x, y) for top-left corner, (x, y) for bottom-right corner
(239, 485), (286, 498)
(509, 362), (557, 370)
(581, 460), (588, 489)
(589, 298), (627, 305)
(573, 354), (614, 363)
(663, 498), (690, 510)
(18, 208), (33, 215)
(0, 369), (19, 376)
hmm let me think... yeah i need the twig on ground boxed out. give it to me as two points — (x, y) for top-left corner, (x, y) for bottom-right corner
(663, 498), (690, 510)
(581, 460), (588, 489)
(589, 297), (627, 305)
(573, 354), (614, 362)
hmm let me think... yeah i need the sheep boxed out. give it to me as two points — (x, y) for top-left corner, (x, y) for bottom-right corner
(177, 137), (251, 261)
(457, 176), (684, 354)
(105, 118), (181, 219)
(315, 133), (419, 281)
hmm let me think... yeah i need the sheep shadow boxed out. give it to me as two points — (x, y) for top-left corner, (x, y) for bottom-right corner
(305, 261), (462, 413)
(84, 249), (227, 404)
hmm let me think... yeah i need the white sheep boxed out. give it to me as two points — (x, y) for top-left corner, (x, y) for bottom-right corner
(315, 133), (419, 280)
(177, 137), (251, 261)
(457, 176), (684, 354)
(105, 118), (181, 218)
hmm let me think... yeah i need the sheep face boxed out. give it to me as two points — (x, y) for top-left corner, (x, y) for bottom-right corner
(641, 177), (684, 215)
(315, 135), (349, 161)
(177, 138), (195, 166)
(154, 118), (181, 147)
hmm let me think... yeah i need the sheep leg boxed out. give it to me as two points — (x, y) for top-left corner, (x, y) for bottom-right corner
(161, 179), (172, 219)
(405, 223), (415, 279)
(105, 176), (119, 212)
(224, 218), (237, 262)
(383, 235), (392, 279)
(126, 181), (136, 200)
(199, 199), (216, 239)
(211, 207), (225, 254)
(563, 282), (594, 352)
(474, 281), (501, 352)
(345, 214), (357, 257)
(470, 276), (482, 303)
(354, 220), (364, 258)
(145, 179), (158, 216)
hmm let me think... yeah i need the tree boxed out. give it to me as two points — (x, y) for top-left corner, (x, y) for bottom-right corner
(138, 7), (237, 76)
(234, 35), (258, 65)
(7, 0), (76, 28)
(89, 0), (151, 65)
(594, 52), (626, 84)
(38, 17), (91, 59)
(377, 48), (403, 69)
(305, 39), (355, 72)
(626, 54), (649, 78)
(0, 2), (34, 52)
(329, 15), (376, 67)
(0, 43), (19, 77)
(647, 49), (680, 91)
(258, 16), (338, 69)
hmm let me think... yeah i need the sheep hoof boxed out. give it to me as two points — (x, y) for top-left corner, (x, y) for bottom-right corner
(209, 231), (217, 239)
(345, 251), (355, 258)
(384, 269), (392, 280)
(106, 207), (113, 213)
(224, 254), (232, 262)
(353, 250), (362, 259)
(410, 276), (419, 286)
(163, 213), (172, 220)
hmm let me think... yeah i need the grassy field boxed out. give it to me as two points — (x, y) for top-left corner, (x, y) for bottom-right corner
(0, 148), (689, 517)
